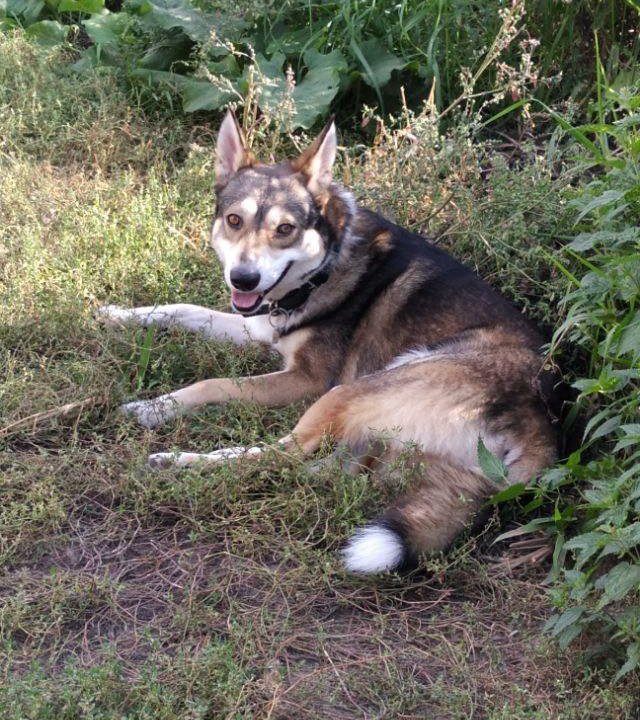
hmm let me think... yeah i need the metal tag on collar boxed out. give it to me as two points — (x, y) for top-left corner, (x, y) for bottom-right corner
(268, 301), (289, 329)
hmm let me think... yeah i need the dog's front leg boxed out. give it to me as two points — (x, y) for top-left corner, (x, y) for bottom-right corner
(122, 369), (324, 428)
(98, 303), (273, 346)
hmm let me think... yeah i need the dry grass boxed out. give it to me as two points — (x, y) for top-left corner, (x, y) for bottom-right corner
(1, 33), (639, 719)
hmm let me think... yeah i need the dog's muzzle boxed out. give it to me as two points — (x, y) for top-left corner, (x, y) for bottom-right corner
(230, 261), (294, 316)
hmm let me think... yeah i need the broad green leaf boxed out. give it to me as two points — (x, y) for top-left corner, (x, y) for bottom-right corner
(564, 531), (606, 569)
(131, 69), (235, 112)
(181, 77), (235, 112)
(236, 53), (286, 116)
(132, 0), (246, 45)
(356, 38), (406, 89)
(601, 523), (640, 557)
(477, 437), (508, 484)
(83, 11), (130, 47)
(556, 621), (585, 649)
(25, 18), (67, 45)
(574, 189), (626, 223)
(595, 562), (640, 608)
(549, 606), (584, 637)
(615, 642), (640, 682)
(266, 21), (328, 56)
(138, 31), (193, 70)
(6, 0), (44, 22)
(71, 44), (120, 70)
(293, 49), (347, 128)
(618, 310), (640, 356)
(58, 0), (104, 12)
(568, 232), (602, 251)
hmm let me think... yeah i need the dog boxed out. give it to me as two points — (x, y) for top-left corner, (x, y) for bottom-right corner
(99, 110), (558, 574)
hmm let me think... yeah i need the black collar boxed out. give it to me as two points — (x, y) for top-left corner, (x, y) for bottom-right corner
(255, 250), (335, 317)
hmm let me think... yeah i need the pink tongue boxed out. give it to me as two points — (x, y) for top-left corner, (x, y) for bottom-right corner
(232, 290), (261, 309)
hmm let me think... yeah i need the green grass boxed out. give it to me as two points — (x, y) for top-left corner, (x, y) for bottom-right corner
(2, 33), (640, 718)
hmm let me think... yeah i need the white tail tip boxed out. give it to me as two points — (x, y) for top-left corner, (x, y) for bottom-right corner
(342, 524), (405, 574)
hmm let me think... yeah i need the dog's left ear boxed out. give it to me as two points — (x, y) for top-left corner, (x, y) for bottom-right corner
(292, 117), (337, 194)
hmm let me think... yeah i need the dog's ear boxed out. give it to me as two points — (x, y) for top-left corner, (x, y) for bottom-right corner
(292, 117), (337, 194)
(215, 110), (250, 188)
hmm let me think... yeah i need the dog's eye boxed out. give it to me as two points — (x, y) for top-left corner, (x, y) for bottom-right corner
(227, 214), (242, 229)
(276, 223), (295, 237)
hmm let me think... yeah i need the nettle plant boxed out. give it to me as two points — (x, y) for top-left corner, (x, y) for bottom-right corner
(508, 82), (640, 677)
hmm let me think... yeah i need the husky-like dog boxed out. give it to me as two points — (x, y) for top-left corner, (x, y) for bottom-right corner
(100, 111), (558, 574)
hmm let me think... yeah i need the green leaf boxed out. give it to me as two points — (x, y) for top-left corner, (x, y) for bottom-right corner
(549, 606), (584, 637)
(131, 69), (235, 112)
(487, 482), (527, 505)
(556, 621), (585, 649)
(138, 31), (193, 70)
(493, 517), (555, 544)
(181, 77), (234, 112)
(136, 325), (155, 391)
(615, 642), (640, 682)
(590, 415), (621, 441)
(6, 0), (44, 23)
(618, 310), (640, 357)
(83, 11), (130, 47)
(292, 49), (347, 129)
(356, 38), (406, 89)
(71, 44), (120, 70)
(57, 0), (104, 12)
(601, 523), (640, 557)
(477, 437), (508, 484)
(131, 0), (246, 44)
(574, 189), (626, 223)
(564, 531), (607, 569)
(266, 21), (328, 56)
(595, 562), (640, 609)
(25, 19), (67, 45)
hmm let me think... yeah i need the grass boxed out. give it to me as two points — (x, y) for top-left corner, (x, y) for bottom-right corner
(2, 32), (640, 718)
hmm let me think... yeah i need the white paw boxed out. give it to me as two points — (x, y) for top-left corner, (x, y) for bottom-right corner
(147, 452), (181, 469)
(96, 304), (132, 326)
(120, 396), (181, 429)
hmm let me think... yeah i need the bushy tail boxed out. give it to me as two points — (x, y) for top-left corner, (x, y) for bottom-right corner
(342, 458), (493, 574)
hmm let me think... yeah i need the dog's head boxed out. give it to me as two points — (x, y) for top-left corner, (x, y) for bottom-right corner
(210, 110), (350, 315)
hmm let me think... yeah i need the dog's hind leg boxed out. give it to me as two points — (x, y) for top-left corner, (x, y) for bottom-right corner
(278, 360), (556, 573)
(97, 303), (273, 345)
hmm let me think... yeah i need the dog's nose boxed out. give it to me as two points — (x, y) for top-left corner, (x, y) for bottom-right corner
(230, 266), (261, 291)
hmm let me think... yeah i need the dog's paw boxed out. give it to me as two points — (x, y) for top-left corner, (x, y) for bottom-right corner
(147, 452), (182, 469)
(96, 304), (132, 326)
(147, 446), (262, 470)
(120, 396), (180, 429)
(147, 450), (227, 470)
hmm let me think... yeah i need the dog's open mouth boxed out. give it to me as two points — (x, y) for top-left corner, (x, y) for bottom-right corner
(230, 262), (295, 316)
(231, 290), (264, 314)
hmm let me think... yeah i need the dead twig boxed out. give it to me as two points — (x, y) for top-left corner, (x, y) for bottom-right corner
(0, 394), (106, 438)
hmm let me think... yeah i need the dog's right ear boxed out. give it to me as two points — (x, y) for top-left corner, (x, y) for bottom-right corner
(215, 110), (250, 188)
